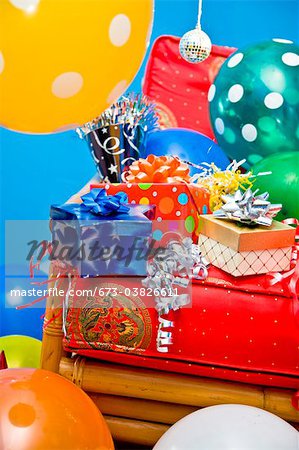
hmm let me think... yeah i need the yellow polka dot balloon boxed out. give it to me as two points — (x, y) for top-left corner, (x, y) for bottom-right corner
(0, 0), (154, 133)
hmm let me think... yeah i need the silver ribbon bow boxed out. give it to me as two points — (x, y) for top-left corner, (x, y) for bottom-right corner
(143, 237), (209, 353)
(213, 189), (282, 226)
(143, 237), (209, 315)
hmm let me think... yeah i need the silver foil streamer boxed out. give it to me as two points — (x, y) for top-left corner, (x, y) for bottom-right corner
(143, 237), (209, 353)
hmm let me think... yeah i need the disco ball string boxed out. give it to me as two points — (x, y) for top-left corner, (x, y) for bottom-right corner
(179, 0), (212, 64)
(195, 0), (204, 31)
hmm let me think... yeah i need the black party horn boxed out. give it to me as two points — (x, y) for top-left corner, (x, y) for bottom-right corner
(77, 93), (159, 183)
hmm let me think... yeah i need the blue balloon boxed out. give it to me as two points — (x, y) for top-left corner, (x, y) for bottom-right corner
(145, 128), (230, 175)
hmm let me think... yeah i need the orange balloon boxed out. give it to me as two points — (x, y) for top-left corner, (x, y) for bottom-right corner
(0, 368), (114, 450)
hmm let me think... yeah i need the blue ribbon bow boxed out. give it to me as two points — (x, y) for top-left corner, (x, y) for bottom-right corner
(81, 188), (130, 216)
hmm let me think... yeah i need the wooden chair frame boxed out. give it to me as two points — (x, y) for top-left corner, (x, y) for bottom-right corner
(41, 289), (299, 448)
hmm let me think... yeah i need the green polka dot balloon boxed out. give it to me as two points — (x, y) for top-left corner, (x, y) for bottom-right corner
(209, 39), (299, 165)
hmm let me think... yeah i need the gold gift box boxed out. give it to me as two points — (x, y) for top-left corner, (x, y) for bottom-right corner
(199, 215), (296, 252)
(198, 215), (296, 276)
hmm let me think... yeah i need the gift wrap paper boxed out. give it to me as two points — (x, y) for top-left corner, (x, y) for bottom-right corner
(198, 215), (295, 276)
(199, 215), (295, 251)
(64, 278), (155, 354)
(50, 202), (154, 277)
(199, 235), (292, 277)
(91, 183), (211, 241)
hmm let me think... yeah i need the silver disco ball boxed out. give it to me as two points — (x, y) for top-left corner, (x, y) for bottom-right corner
(179, 28), (212, 64)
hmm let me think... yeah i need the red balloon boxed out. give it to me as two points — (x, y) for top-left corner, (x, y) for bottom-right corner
(0, 368), (114, 450)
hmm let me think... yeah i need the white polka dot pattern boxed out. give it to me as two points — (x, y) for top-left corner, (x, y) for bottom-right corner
(227, 52), (244, 68)
(52, 72), (83, 99)
(273, 38), (293, 44)
(9, 0), (40, 13)
(0, 52), (4, 74)
(215, 118), (225, 135)
(208, 84), (216, 102)
(264, 92), (284, 109)
(282, 52), (299, 67)
(210, 40), (299, 163)
(242, 124), (257, 142)
(228, 84), (244, 103)
(109, 14), (131, 47)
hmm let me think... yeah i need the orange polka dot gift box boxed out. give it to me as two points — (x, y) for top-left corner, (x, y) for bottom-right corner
(91, 181), (210, 241)
(91, 155), (211, 241)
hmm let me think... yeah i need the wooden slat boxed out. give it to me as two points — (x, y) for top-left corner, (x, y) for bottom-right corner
(265, 388), (299, 422)
(59, 356), (299, 423)
(89, 393), (197, 424)
(104, 415), (168, 447)
(40, 275), (66, 373)
(60, 356), (264, 407)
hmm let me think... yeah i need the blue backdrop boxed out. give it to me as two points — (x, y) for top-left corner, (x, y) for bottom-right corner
(1, 0), (298, 337)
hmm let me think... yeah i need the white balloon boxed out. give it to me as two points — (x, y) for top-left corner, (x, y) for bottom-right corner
(154, 404), (299, 450)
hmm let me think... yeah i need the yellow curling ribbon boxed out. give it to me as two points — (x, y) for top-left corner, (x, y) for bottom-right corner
(193, 160), (255, 212)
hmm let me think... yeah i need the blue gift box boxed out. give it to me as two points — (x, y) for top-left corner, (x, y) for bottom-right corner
(50, 189), (154, 277)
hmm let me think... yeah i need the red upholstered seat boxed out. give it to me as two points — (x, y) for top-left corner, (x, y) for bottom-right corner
(61, 39), (299, 392)
(64, 266), (299, 390)
(142, 35), (236, 137)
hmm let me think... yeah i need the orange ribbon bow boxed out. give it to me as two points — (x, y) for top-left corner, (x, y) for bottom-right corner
(124, 154), (191, 183)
